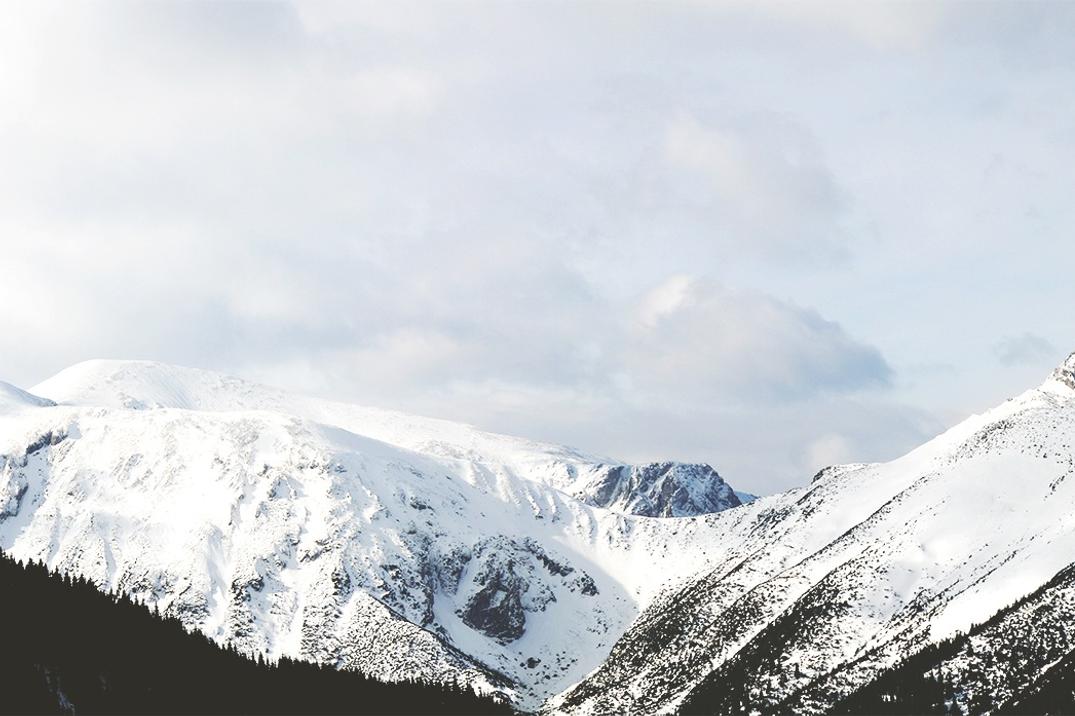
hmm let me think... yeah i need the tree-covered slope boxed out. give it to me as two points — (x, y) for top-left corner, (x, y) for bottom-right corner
(824, 562), (1075, 715)
(0, 551), (511, 715)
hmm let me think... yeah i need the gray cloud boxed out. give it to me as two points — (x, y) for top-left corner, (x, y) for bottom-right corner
(663, 114), (852, 264)
(994, 333), (1057, 367)
(625, 277), (890, 402)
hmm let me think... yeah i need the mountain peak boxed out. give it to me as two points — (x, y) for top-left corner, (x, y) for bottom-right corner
(32, 359), (249, 410)
(1048, 351), (1075, 391)
(27, 359), (746, 521)
(0, 381), (55, 411)
(574, 462), (741, 518)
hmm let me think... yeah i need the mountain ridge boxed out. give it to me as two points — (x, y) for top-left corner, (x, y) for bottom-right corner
(5, 354), (1075, 713)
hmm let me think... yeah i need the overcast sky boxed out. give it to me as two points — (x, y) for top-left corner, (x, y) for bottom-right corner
(2, 1), (1074, 494)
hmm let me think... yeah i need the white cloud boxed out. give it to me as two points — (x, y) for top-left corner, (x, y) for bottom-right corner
(663, 114), (850, 262)
(292, 1), (436, 37)
(343, 67), (442, 117)
(754, 1), (949, 51)
(627, 277), (890, 401)
(637, 274), (693, 328)
(222, 271), (904, 492)
(804, 433), (855, 474)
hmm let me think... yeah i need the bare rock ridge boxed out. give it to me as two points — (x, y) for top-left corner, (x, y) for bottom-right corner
(1049, 350), (1075, 390)
(575, 461), (740, 517)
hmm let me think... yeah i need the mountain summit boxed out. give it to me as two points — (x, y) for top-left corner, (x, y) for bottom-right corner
(577, 462), (740, 517)
(1048, 350), (1075, 391)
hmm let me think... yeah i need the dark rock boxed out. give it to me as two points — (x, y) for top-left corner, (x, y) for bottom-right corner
(25, 431), (67, 458)
(576, 574), (599, 596)
(578, 462), (741, 518)
(460, 565), (526, 643)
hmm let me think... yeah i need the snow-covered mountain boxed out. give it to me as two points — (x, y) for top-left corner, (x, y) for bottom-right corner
(0, 360), (747, 709)
(0, 380), (55, 411)
(555, 353), (1075, 714)
(6, 354), (1075, 714)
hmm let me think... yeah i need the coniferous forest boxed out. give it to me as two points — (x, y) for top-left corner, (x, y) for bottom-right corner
(0, 551), (513, 715)
(829, 564), (1075, 716)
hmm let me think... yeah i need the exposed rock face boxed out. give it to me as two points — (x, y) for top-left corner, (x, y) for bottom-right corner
(1050, 351), (1075, 390)
(576, 462), (741, 518)
(453, 537), (598, 644)
(461, 571), (527, 643)
(0, 477), (26, 519)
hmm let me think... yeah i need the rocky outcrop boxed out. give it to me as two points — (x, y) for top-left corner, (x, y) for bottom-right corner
(451, 537), (599, 644)
(576, 462), (741, 517)
(1050, 351), (1075, 390)
(461, 571), (527, 643)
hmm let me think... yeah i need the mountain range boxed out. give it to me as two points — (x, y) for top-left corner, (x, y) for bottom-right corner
(3, 355), (1075, 713)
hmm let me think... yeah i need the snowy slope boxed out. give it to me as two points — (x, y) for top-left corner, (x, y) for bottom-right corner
(555, 353), (1075, 714)
(0, 360), (749, 709)
(0, 381), (54, 411)
(819, 560), (1075, 714)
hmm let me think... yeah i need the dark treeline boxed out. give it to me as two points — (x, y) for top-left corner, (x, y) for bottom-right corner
(0, 551), (513, 715)
(997, 648), (1075, 715)
(831, 563), (1075, 716)
(678, 588), (844, 715)
(677, 561), (1075, 715)
(828, 636), (964, 715)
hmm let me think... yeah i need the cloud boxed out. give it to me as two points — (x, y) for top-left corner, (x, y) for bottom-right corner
(626, 277), (891, 401)
(343, 67), (442, 117)
(751, 1), (949, 51)
(233, 273), (891, 411)
(8, 1), (1073, 493)
(804, 433), (855, 473)
(226, 271), (908, 494)
(663, 114), (851, 263)
(994, 333), (1057, 367)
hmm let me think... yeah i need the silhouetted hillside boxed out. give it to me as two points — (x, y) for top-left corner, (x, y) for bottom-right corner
(0, 551), (512, 715)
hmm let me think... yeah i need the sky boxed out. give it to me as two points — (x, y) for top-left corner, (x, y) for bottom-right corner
(2, 1), (1074, 494)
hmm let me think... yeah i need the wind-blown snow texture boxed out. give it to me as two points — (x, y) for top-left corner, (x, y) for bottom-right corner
(5, 355), (1075, 713)
(0, 360), (745, 709)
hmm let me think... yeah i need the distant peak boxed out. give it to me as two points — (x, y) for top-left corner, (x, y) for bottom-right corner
(0, 381), (56, 410)
(31, 359), (253, 411)
(574, 461), (741, 518)
(1048, 351), (1075, 391)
